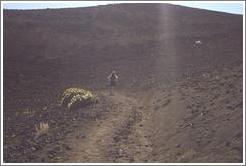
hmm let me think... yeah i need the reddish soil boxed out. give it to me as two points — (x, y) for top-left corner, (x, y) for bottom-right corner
(3, 3), (243, 163)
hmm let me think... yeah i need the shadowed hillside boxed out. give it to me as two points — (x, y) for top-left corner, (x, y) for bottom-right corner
(3, 3), (243, 163)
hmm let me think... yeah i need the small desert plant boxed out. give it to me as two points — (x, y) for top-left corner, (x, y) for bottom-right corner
(61, 88), (98, 110)
(35, 121), (49, 138)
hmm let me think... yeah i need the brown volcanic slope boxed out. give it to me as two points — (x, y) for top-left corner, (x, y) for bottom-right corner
(3, 4), (243, 163)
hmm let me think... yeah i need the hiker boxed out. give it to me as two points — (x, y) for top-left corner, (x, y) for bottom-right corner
(107, 70), (119, 95)
(108, 70), (119, 87)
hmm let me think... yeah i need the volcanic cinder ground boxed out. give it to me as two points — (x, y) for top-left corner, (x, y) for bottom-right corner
(3, 3), (243, 163)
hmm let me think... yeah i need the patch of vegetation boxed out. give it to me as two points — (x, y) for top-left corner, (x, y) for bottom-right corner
(35, 121), (49, 138)
(61, 88), (98, 110)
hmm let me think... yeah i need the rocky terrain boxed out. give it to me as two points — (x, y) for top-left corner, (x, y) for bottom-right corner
(3, 3), (243, 163)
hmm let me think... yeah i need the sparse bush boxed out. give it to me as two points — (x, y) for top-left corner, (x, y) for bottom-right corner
(61, 88), (98, 110)
(35, 121), (49, 138)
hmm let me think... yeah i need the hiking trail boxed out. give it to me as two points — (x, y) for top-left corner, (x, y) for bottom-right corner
(62, 91), (153, 162)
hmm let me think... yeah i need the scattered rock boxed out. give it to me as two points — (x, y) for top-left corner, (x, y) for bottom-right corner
(176, 144), (181, 148)
(48, 153), (54, 158)
(62, 144), (72, 150)
(42, 106), (48, 111)
(225, 141), (231, 147)
(56, 156), (63, 160)
(139, 106), (144, 109)
(31, 147), (36, 151)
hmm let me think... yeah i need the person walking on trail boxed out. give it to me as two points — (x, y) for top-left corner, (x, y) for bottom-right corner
(107, 70), (119, 95)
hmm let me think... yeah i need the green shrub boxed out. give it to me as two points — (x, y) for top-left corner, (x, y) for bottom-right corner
(61, 88), (97, 110)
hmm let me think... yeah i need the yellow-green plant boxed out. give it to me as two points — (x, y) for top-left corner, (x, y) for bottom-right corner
(61, 88), (97, 110)
(35, 121), (49, 138)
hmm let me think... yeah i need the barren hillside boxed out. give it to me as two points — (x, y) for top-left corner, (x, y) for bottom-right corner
(3, 3), (243, 163)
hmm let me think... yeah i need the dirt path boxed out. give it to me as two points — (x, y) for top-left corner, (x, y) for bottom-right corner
(62, 91), (153, 162)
